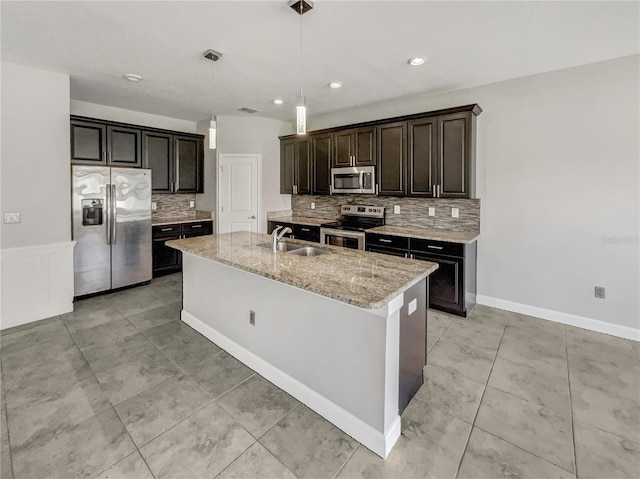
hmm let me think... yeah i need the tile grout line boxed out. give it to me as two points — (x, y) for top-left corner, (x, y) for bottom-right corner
(563, 324), (579, 477)
(0, 357), (16, 479)
(471, 424), (578, 476)
(332, 443), (360, 479)
(453, 316), (508, 479)
(60, 319), (156, 479)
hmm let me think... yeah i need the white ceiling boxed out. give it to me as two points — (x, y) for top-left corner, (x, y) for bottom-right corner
(2, 1), (638, 124)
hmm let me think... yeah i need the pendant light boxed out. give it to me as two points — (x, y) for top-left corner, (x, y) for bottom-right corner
(203, 49), (223, 149)
(290, 0), (313, 135)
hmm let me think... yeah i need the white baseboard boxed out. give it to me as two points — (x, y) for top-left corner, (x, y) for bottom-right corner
(1, 241), (75, 330)
(182, 309), (400, 459)
(476, 295), (640, 342)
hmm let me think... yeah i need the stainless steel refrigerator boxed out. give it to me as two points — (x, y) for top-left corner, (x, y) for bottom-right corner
(72, 165), (152, 297)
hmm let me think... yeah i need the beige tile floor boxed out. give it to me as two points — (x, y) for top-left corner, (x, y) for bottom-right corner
(0, 273), (638, 479)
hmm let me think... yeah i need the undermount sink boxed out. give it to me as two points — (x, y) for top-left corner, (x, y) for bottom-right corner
(258, 241), (301, 252)
(287, 246), (330, 257)
(273, 241), (303, 252)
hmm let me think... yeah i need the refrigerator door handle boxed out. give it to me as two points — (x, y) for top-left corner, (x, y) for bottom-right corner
(111, 184), (117, 245)
(105, 183), (111, 245)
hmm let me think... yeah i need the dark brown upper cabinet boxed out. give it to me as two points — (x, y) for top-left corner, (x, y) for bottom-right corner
(280, 136), (311, 195)
(437, 112), (474, 198)
(142, 132), (204, 194)
(377, 122), (407, 196)
(332, 127), (376, 168)
(279, 103), (481, 198)
(142, 131), (173, 193)
(174, 135), (203, 193)
(107, 125), (141, 167)
(408, 117), (436, 197)
(408, 111), (475, 198)
(71, 120), (141, 167)
(72, 116), (204, 194)
(312, 133), (332, 195)
(71, 120), (107, 164)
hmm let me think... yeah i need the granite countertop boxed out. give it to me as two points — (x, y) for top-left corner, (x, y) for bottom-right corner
(153, 216), (213, 226)
(167, 231), (437, 309)
(268, 216), (333, 227)
(367, 225), (480, 244)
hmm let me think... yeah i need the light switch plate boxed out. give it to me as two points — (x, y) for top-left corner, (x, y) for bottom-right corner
(311, 202), (316, 209)
(451, 208), (459, 218)
(189, 201), (195, 208)
(4, 212), (21, 224)
(151, 202), (157, 211)
(428, 207), (435, 216)
(394, 205), (401, 214)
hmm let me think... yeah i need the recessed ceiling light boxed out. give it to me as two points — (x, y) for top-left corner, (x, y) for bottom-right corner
(328, 81), (342, 89)
(273, 99), (284, 105)
(123, 73), (143, 82)
(408, 57), (426, 66)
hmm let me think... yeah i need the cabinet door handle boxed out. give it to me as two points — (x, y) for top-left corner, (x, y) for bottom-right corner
(191, 225), (202, 228)
(432, 184), (436, 197)
(301, 227), (310, 232)
(103, 151), (107, 163)
(375, 184), (379, 195)
(379, 238), (392, 243)
(437, 185), (440, 197)
(427, 245), (444, 250)
(161, 227), (172, 232)
(411, 254), (415, 259)
(404, 252), (408, 258)
(247, 216), (256, 220)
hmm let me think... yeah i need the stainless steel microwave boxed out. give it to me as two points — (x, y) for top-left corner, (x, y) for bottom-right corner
(331, 166), (376, 194)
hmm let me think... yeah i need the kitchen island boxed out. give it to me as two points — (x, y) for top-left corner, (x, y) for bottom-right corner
(167, 231), (437, 458)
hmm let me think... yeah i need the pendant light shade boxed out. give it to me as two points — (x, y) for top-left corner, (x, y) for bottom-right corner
(296, 98), (306, 135)
(209, 118), (217, 150)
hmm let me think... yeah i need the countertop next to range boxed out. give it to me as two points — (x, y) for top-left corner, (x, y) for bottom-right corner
(167, 231), (437, 310)
(269, 216), (479, 244)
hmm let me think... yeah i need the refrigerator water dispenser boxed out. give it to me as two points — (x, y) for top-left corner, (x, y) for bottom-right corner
(82, 199), (103, 226)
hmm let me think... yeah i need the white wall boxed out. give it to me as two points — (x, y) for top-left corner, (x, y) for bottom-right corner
(215, 116), (292, 233)
(310, 55), (640, 337)
(1, 62), (74, 327)
(70, 100), (196, 133)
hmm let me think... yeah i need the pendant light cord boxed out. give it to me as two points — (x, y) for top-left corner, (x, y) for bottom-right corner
(299, 1), (303, 100)
(211, 59), (215, 121)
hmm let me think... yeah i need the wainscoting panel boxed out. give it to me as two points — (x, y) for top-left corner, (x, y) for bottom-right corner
(1, 241), (75, 329)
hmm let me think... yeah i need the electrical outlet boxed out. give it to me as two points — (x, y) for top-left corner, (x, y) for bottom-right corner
(151, 202), (157, 211)
(394, 205), (401, 214)
(594, 286), (606, 299)
(311, 202), (316, 209)
(428, 207), (435, 216)
(3, 212), (21, 224)
(249, 310), (256, 325)
(451, 208), (459, 218)
(189, 201), (195, 208)
(408, 298), (417, 315)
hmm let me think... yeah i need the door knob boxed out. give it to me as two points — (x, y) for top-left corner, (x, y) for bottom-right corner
(248, 215), (256, 219)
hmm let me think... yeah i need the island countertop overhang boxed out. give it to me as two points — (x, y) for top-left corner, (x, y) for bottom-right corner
(167, 231), (438, 309)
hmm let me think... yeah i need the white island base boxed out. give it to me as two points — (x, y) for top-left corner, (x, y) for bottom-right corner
(180, 252), (426, 459)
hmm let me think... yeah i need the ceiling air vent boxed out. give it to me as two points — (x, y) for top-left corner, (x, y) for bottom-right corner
(239, 106), (262, 114)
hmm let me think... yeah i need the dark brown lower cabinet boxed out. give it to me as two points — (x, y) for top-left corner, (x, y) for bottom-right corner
(366, 233), (476, 317)
(152, 221), (213, 277)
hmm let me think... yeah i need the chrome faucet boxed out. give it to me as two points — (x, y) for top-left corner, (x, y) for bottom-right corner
(272, 226), (293, 252)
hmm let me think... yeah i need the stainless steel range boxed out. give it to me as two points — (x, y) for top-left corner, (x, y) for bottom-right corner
(320, 205), (385, 250)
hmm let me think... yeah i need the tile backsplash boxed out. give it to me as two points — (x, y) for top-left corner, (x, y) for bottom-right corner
(291, 195), (480, 232)
(152, 193), (196, 220)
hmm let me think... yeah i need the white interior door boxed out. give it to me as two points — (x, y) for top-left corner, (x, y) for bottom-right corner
(218, 154), (260, 234)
